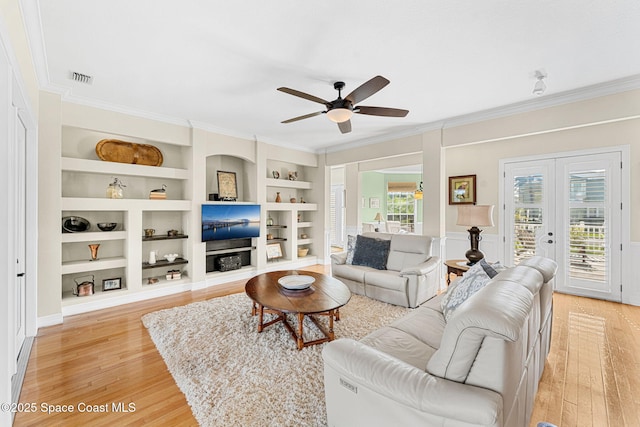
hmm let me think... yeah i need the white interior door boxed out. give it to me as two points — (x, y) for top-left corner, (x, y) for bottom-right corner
(14, 115), (27, 359)
(504, 151), (622, 302)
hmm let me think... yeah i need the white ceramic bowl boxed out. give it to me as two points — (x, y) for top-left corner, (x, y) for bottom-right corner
(164, 253), (178, 263)
(278, 275), (315, 290)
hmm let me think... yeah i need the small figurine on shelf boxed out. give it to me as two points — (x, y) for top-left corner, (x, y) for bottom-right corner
(288, 171), (298, 181)
(106, 177), (126, 199)
(149, 184), (167, 200)
(275, 192), (282, 203)
(300, 197), (306, 203)
(290, 197), (296, 203)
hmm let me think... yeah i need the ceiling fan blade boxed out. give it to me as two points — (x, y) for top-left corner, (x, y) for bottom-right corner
(281, 111), (325, 124)
(344, 76), (390, 105)
(355, 106), (409, 117)
(338, 119), (352, 134)
(277, 87), (329, 105)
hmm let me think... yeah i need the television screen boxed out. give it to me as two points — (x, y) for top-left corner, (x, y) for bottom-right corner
(201, 204), (261, 241)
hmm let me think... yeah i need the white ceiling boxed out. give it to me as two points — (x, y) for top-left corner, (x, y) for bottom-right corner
(25, 0), (640, 152)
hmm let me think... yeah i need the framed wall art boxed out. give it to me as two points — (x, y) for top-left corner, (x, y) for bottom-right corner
(266, 243), (283, 261)
(449, 174), (477, 205)
(102, 277), (122, 291)
(217, 171), (238, 201)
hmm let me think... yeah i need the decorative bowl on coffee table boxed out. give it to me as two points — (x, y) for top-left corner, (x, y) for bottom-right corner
(278, 275), (315, 290)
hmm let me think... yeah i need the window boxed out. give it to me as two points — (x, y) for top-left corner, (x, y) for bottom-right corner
(386, 182), (416, 232)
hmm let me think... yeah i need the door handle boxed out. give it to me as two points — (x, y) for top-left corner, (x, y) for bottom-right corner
(547, 240), (554, 244)
(17, 272), (25, 277)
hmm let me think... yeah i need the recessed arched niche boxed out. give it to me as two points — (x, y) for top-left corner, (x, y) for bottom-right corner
(205, 154), (257, 202)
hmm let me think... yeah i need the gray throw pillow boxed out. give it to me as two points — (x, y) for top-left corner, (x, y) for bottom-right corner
(345, 235), (357, 264)
(351, 235), (391, 270)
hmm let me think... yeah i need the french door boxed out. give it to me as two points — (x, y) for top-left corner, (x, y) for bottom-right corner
(503, 151), (622, 301)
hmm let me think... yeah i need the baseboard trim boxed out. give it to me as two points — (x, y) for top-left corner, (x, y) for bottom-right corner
(37, 313), (64, 328)
(11, 336), (34, 418)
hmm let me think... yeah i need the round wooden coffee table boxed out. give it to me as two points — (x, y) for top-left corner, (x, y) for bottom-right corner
(245, 270), (351, 350)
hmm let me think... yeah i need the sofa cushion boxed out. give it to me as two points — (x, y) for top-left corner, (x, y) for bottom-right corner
(389, 304), (446, 351)
(352, 235), (391, 270)
(441, 261), (492, 321)
(386, 234), (432, 271)
(332, 262), (374, 283)
(345, 234), (357, 264)
(364, 270), (408, 291)
(361, 327), (438, 370)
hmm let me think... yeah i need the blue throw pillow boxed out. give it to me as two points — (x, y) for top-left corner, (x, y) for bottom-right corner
(351, 235), (391, 270)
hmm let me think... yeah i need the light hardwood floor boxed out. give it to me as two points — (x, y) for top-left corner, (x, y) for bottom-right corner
(14, 265), (640, 426)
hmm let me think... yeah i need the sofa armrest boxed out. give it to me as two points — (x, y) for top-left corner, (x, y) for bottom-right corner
(323, 339), (501, 426)
(400, 256), (440, 276)
(330, 252), (347, 265)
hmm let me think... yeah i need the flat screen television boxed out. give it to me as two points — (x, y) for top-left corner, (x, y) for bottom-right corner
(201, 204), (261, 242)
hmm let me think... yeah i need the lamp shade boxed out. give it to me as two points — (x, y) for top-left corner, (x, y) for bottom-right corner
(326, 108), (353, 123)
(374, 212), (383, 222)
(456, 205), (494, 227)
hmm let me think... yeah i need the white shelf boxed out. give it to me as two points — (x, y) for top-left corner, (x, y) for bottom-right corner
(61, 157), (189, 180)
(61, 256), (127, 275)
(142, 275), (191, 289)
(61, 231), (126, 243)
(264, 202), (318, 211)
(297, 238), (313, 245)
(62, 287), (130, 305)
(62, 197), (191, 211)
(297, 222), (313, 228)
(265, 178), (312, 190)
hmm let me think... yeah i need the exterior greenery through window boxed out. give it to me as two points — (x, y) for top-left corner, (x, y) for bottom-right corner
(386, 191), (415, 232)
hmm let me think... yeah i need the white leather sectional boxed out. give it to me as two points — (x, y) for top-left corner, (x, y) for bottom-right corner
(323, 256), (557, 427)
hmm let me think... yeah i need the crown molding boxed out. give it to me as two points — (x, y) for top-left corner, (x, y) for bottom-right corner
(441, 74), (640, 129)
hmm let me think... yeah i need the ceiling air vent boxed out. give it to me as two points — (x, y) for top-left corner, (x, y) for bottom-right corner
(70, 71), (93, 84)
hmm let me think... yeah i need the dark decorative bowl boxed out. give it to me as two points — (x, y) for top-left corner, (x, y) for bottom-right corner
(62, 216), (90, 233)
(97, 222), (117, 231)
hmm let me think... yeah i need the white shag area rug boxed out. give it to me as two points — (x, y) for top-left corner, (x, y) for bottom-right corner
(142, 292), (410, 427)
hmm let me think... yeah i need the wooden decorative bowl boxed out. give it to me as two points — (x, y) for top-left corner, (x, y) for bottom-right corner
(96, 139), (163, 166)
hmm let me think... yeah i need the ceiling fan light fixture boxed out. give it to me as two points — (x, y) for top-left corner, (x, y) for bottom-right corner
(326, 108), (353, 123)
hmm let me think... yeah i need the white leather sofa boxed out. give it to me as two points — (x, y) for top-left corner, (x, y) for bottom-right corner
(330, 232), (440, 308)
(323, 256), (557, 427)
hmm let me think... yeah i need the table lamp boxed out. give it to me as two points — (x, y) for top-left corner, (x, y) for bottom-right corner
(456, 205), (494, 265)
(373, 212), (382, 232)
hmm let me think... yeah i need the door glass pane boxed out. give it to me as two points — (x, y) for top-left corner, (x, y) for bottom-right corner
(513, 174), (543, 264)
(568, 170), (606, 282)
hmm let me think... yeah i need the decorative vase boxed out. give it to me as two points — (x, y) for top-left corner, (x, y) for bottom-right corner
(88, 244), (100, 261)
(290, 197), (296, 203)
(266, 216), (274, 226)
(275, 192), (282, 203)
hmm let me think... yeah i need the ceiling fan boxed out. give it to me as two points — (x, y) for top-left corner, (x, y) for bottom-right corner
(277, 75), (409, 134)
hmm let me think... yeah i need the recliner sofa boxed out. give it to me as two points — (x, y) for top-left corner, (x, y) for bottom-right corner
(323, 256), (557, 427)
(330, 232), (440, 308)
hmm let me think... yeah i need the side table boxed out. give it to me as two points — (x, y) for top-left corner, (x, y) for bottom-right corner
(444, 259), (470, 286)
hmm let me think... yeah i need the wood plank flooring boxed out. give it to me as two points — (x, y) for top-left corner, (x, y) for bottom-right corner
(14, 266), (640, 426)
